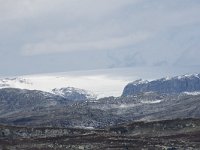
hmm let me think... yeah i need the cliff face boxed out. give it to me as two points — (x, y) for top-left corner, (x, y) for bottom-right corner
(122, 74), (200, 96)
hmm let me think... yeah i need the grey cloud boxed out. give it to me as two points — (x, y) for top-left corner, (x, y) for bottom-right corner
(0, 0), (200, 76)
(21, 32), (151, 55)
(18, 0), (200, 56)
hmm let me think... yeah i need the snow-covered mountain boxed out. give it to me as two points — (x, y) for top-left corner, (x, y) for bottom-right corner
(52, 87), (96, 101)
(123, 73), (200, 96)
(0, 76), (96, 100)
(0, 72), (128, 99)
(1, 73), (200, 128)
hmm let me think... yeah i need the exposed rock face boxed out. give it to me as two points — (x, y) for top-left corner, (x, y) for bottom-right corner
(122, 74), (200, 96)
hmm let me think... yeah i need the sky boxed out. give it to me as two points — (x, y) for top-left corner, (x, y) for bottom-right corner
(0, 0), (200, 77)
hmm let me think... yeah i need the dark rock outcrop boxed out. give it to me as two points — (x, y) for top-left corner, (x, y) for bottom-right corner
(122, 74), (200, 96)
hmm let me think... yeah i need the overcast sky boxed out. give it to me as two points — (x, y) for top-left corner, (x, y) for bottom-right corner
(0, 0), (200, 76)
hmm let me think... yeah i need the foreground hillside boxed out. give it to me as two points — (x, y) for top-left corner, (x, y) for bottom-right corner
(0, 118), (200, 149)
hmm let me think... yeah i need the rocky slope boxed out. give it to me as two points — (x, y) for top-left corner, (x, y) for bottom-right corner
(122, 74), (200, 96)
(1, 89), (200, 129)
(1, 118), (200, 149)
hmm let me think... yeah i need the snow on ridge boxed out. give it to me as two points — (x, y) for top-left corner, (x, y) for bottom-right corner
(0, 77), (97, 99)
(52, 87), (97, 100)
(0, 77), (32, 89)
(158, 73), (200, 81)
(130, 79), (149, 85)
(130, 73), (200, 84)
(141, 100), (162, 104)
(176, 73), (200, 80)
(183, 91), (200, 96)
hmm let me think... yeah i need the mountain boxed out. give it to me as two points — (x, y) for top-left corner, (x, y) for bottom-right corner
(0, 77), (96, 101)
(0, 88), (70, 116)
(52, 87), (96, 101)
(0, 73), (200, 129)
(0, 73), (125, 98)
(1, 90), (200, 128)
(122, 73), (200, 96)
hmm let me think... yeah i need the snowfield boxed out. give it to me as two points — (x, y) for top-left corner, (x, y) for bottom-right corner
(0, 73), (129, 99)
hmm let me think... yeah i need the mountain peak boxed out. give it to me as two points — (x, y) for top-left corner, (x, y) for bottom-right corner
(52, 87), (97, 101)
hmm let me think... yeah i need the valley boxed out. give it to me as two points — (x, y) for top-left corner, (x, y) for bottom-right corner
(0, 73), (200, 149)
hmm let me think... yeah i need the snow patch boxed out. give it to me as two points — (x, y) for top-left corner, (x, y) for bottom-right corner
(52, 87), (97, 100)
(141, 100), (162, 104)
(183, 91), (200, 96)
(130, 79), (149, 85)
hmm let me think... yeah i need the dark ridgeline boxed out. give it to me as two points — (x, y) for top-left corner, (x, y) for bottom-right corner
(122, 74), (200, 96)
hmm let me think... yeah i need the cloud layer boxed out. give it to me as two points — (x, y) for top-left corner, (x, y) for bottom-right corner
(0, 0), (200, 75)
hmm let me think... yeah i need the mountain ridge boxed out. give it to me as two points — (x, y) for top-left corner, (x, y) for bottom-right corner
(0, 73), (200, 129)
(123, 73), (200, 96)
